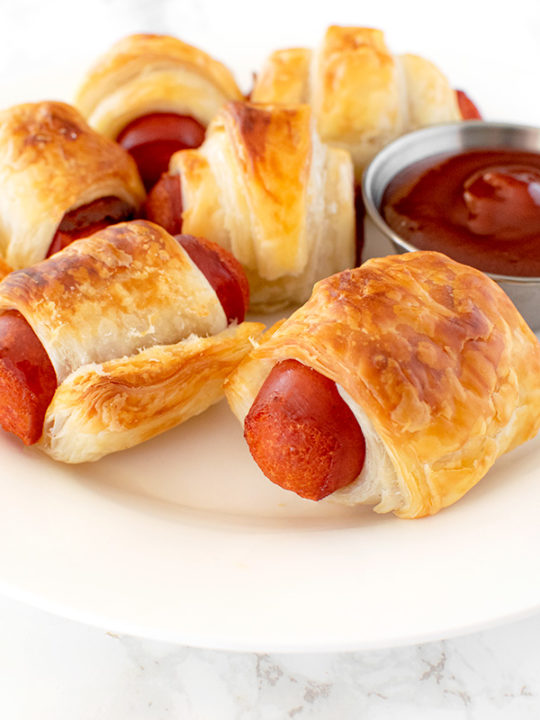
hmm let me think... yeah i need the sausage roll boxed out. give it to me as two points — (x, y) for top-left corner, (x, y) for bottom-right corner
(0, 101), (145, 270)
(225, 251), (540, 518)
(0, 220), (262, 462)
(75, 33), (244, 189)
(251, 26), (468, 179)
(146, 101), (356, 312)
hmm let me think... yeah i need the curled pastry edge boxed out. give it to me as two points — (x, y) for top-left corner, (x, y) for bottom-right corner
(39, 321), (264, 463)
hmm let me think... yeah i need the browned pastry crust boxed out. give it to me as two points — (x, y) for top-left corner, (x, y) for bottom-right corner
(75, 33), (244, 138)
(0, 101), (145, 269)
(225, 251), (540, 518)
(251, 26), (460, 180)
(0, 220), (263, 462)
(251, 47), (312, 103)
(40, 322), (262, 462)
(171, 101), (355, 312)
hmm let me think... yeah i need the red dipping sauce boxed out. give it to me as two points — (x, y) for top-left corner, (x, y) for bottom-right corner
(382, 149), (540, 277)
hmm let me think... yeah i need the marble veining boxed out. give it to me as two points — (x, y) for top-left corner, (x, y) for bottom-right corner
(3, 591), (538, 719)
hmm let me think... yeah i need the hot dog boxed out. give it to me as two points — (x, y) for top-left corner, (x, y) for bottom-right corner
(244, 359), (366, 500)
(117, 113), (206, 191)
(456, 90), (482, 120)
(144, 192), (248, 321)
(176, 234), (249, 324)
(0, 310), (57, 445)
(75, 33), (243, 193)
(0, 227), (249, 446)
(47, 196), (135, 257)
(144, 173), (183, 236)
(226, 252), (540, 518)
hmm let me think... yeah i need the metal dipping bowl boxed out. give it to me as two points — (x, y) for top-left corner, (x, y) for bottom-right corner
(362, 121), (540, 331)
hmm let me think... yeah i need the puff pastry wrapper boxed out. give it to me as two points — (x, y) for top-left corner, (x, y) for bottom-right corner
(0, 101), (145, 269)
(251, 26), (461, 179)
(0, 220), (263, 462)
(170, 101), (355, 312)
(75, 33), (243, 138)
(225, 252), (540, 518)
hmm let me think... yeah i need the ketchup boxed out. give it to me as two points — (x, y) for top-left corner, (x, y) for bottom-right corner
(382, 149), (540, 277)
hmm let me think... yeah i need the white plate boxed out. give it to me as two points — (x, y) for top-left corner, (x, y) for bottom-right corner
(1, 388), (539, 653)
(0, 3), (539, 653)
(3, 206), (538, 655)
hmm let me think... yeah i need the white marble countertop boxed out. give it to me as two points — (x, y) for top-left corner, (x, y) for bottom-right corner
(2, 593), (540, 718)
(0, 0), (539, 717)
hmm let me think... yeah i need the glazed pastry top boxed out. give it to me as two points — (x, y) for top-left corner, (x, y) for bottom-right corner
(225, 251), (540, 517)
(0, 101), (145, 268)
(75, 33), (244, 137)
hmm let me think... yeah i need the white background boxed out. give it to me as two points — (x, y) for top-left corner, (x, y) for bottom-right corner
(0, 0), (539, 717)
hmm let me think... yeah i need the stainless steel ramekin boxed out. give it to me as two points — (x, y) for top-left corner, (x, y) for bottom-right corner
(362, 121), (540, 331)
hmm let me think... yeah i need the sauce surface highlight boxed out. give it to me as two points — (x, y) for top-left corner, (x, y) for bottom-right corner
(382, 149), (540, 277)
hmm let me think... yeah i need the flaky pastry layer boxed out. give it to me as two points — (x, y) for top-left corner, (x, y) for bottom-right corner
(75, 33), (243, 137)
(40, 322), (264, 463)
(0, 220), (227, 381)
(251, 26), (460, 179)
(0, 101), (145, 269)
(225, 252), (540, 518)
(0, 219), (264, 462)
(171, 101), (355, 312)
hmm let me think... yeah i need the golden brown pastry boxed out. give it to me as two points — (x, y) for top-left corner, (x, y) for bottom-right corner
(225, 251), (540, 518)
(76, 33), (243, 138)
(0, 101), (145, 269)
(0, 220), (263, 462)
(147, 100), (356, 312)
(251, 26), (462, 179)
(75, 34), (244, 189)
